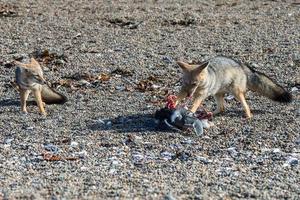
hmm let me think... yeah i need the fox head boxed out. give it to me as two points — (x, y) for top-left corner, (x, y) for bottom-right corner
(177, 61), (209, 97)
(14, 58), (46, 84)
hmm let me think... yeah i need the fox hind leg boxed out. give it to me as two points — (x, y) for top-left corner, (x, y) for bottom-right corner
(214, 93), (225, 115)
(234, 91), (252, 119)
(20, 89), (30, 113)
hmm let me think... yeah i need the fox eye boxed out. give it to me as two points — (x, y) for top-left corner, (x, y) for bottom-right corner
(191, 82), (198, 86)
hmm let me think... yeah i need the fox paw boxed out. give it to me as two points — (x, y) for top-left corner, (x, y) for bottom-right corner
(40, 112), (47, 116)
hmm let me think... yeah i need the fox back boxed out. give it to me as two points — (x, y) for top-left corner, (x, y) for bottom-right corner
(180, 56), (291, 102)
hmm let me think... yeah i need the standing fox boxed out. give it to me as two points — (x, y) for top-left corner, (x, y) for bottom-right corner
(176, 56), (292, 118)
(14, 58), (67, 115)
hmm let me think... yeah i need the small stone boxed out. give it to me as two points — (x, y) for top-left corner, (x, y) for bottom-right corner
(43, 66), (50, 72)
(164, 193), (176, 200)
(77, 150), (88, 158)
(44, 144), (59, 154)
(132, 153), (144, 162)
(74, 33), (82, 38)
(227, 147), (238, 157)
(296, 109), (300, 117)
(109, 168), (116, 174)
(181, 139), (194, 145)
(196, 156), (211, 164)
(13, 54), (27, 61)
(176, 151), (191, 161)
(80, 166), (88, 171)
(70, 141), (78, 147)
(160, 151), (174, 160)
(225, 95), (235, 100)
(78, 79), (91, 86)
(112, 160), (119, 165)
(4, 138), (14, 144)
(151, 84), (160, 89)
(55, 59), (65, 65)
(106, 121), (112, 127)
(291, 87), (299, 92)
(115, 85), (125, 91)
(162, 56), (173, 64)
(96, 119), (105, 124)
(286, 157), (299, 167)
(272, 148), (281, 153)
(26, 126), (34, 131)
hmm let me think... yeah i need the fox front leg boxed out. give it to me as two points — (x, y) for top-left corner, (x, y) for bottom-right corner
(175, 88), (188, 106)
(20, 89), (30, 113)
(33, 89), (47, 116)
(190, 96), (205, 113)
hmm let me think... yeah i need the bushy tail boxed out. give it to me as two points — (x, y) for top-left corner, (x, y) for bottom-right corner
(41, 85), (68, 104)
(245, 65), (292, 103)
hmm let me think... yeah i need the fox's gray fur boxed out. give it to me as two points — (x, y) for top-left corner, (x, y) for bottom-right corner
(16, 67), (67, 104)
(176, 56), (292, 118)
(14, 58), (67, 115)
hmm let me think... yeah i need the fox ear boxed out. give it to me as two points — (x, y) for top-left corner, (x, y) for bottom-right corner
(30, 58), (40, 66)
(13, 60), (30, 69)
(193, 61), (209, 74)
(177, 61), (191, 71)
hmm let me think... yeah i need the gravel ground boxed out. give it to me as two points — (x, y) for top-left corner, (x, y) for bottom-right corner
(0, 0), (299, 199)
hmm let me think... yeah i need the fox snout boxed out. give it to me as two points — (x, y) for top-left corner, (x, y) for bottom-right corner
(182, 84), (197, 98)
(33, 75), (47, 85)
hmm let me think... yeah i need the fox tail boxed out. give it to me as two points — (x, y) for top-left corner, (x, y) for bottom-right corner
(41, 85), (68, 104)
(244, 65), (292, 103)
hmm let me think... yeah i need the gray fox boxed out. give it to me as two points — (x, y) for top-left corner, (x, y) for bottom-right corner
(14, 58), (67, 115)
(176, 56), (292, 118)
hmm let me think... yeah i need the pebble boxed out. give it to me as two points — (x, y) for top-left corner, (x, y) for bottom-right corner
(26, 126), (34, 131)
(196, 156), (211, 164)
(181, 139), (194, 145)
(291, 87), (299, 92)
(70, 141), (79, 147)
(285, 157), (299, 167)
(132, 153), (144, 163)
(80, 166), (88, 171)
(4, 138), (14, 144)
(164, 193), (176, 200)
(115, 85), (125, 91)
(96, 119), (106, 124)
(109, 168), (117, 174)
(44, 144), (59, 154)
(78, 79), (91, 86)
(106, 121), (112, 127)
(272, 148), (281, 153)
(162, 56), (173, 64)
(227, 147), (238, 157)
(151, 84), (160, 89)
(296, 109), (300, 117)
(160, 151), (174, 160)
(225, 95), (235, 100)
(77, 150), (88, 158)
